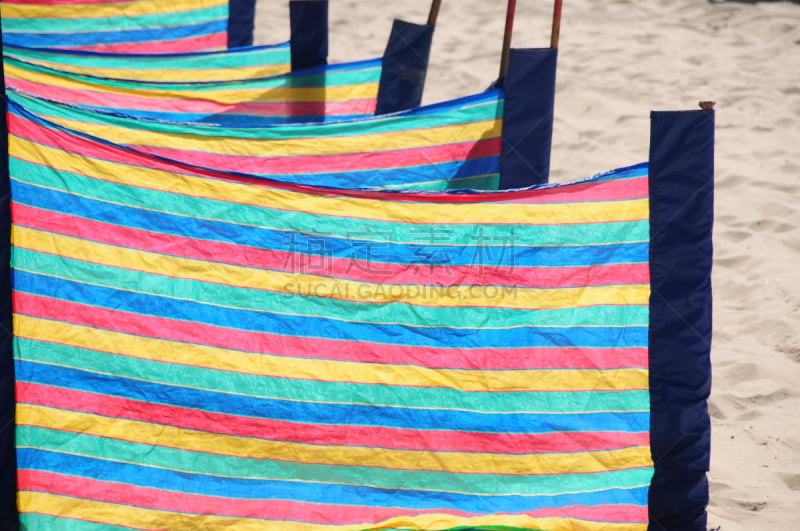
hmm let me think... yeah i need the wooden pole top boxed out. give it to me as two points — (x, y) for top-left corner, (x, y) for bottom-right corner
(550, 0), (563, 49)
(427, 0), (442, 26)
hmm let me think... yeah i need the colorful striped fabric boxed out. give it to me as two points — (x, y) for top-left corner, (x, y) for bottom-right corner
(8, 96), (653, 531)
(0, 0), (237, 53)
(10, 90), (504, 190)
(5, 55), (382, 125)
(3, 42), (292, 83)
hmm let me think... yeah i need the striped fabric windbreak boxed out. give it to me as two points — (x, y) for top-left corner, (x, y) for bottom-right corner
(3, 42), (291, 83)
(8, 98), (653, 530)
(5, 55), (382, 125)
(10, 90), (505, 190)
(1, 0), (233, 53)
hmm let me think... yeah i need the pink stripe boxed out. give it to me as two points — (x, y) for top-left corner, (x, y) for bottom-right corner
(71, 33), (227, 54)
(9, 100), (500, 174)
(9, 111), (644, 207)
(17, 382), (650, 456)
(8, 78), (377, 117)
(10, 111), (237, 182)
(18, 470), (472, 524)
(208, 97), (378, 118)
(6, 0), (133, 4)
(19, 470), (648, 524)
(141, 137), (500, 175)
(13, 204), (650, 289)
(512, 175), (647, 204)
(13, 290), (647, 372)
(6, 0), (131, 4)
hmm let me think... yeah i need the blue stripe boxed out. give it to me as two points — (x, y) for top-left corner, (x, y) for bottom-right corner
(13, 246), (649, 329)
(16, 337), (651, 414)
(81, 108), (376, 126)
(15, 362), (650, 434)
(10, 180), (649, 268)
(9, 78), (490, 124)
(2, 41), (289, 60)
(12, 134), (497, 187)
(18, 424), (655, 497)
(4, 20), (227, 48)
(17, 448), (650, 514)
(1, 6), (226, 36)
(14, 270), (649, 350)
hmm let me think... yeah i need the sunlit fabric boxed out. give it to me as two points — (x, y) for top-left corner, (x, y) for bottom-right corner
(3, 42), (291, 83)
(5, 55), (381, 125)
(8, 99), (655, 530)
(10, 90), (505, 190)
(0, 0), (248, 53)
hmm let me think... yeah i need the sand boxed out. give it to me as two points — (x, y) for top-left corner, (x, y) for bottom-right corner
(253, 1), (800, 528)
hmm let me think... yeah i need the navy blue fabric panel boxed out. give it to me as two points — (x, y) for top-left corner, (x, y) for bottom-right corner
(648, 109), (715, 531)
(0, 23), (20, 530)
(227, 0), (256, 48)
(375, 20), (434, 115)
(289, 0), (329, 71)
(499, 48), (558, 188)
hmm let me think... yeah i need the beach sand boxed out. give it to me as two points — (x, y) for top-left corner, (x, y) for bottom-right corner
(254, 1), (800, 528)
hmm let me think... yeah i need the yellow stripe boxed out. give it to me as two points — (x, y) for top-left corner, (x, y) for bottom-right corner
(6, 62), (378, 104)
(3, 0), (225, 20)
(40, 107), (493, 155)
(19, 62), (292, 83)
(18, 404), (653, 476)
(10, 135), (649, 225)
(364, 514), (646, 531)
(15, 316), (648, 392)
(19, 492), (646, 531)
(14, 227), (650, 310)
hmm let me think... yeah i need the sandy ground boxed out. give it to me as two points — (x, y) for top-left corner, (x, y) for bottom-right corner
(254, 1), (800, 528)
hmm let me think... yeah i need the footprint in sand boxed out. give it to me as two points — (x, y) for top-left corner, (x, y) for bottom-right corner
(780, 474), (800, 491)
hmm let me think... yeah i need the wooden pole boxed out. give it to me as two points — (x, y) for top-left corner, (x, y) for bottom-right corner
(550, 0), (563, 49)
(498, 0), (517, 82)
(427, 0), (442, 25)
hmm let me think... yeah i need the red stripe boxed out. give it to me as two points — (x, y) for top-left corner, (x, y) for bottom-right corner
(10, 111), (228, 181)
(19, 469), (648, 524)
(9, 111), (645, 206)
(14, 292), (647, 372)
(8, 77), (377, 117)
(17, 382), (650, 456)
(13, 204), (649, 289)
(10, 100), (500, 175)
(133, 135), (500, 175)
(18, 470), (471, 523)
(67, 33), (227, 54)
(5, 0), (132, 4)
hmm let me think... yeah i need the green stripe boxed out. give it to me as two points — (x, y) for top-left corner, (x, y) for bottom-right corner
(10, 159), (650, 247)
(6, 55), (377, 92)
(14, 249), (650, 328)
(16, 339), (650, 414)
(379, 174), (501, 192)
(18, 513), (132, 531)
(158, 63), (382, 91)
(16, 426), (653, 497)
(419, 528), (549, 531)
(5, 45), (290, 71)
(2, 5), (227, 34)
(11, 89), (500, 140)
(415, 528), (549, 531)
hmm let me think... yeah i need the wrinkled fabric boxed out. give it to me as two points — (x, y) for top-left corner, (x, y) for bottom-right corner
(1, 0), (248, 53)
(9, 89), (504, 190)
(7, 99), (658, 530)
